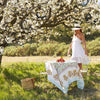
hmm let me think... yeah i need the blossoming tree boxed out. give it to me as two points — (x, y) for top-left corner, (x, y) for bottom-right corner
(0, 0), (100, 66)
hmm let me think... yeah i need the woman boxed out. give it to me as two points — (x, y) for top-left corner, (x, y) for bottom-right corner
(67, 24), (89, 70)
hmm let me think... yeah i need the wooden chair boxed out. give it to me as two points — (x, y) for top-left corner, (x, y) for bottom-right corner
(40, 72), (48, 81)
(80, 65), (89, 84)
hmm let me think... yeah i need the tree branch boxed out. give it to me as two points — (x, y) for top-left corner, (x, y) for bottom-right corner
(0, 0), (9, 7)
(70, 0), (74, 4)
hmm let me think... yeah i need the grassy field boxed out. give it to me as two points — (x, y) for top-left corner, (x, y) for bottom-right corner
(0, 62), (100, 100)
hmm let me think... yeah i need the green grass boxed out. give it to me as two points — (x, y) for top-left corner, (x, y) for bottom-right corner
(0, 62), (100, 100)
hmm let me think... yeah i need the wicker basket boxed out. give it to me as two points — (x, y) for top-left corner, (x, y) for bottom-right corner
(21, 78), (35, 90)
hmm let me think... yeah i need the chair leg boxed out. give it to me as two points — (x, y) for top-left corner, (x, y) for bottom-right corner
(40, 74), (41, 81)
(40, 72), (47, 82)
(86, 72), (88, 85)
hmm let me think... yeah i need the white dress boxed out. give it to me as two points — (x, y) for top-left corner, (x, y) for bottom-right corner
(71, 35), (90, 65)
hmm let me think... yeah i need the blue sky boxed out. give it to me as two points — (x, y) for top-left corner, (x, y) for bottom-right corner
(98, 0), (100, 5)
(95, 0), (100, 5)
(82, 0), (100, 6)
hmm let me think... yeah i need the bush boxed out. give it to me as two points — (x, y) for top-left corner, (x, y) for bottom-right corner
(4, 43), (38, 56)
(4, 46), (17, 56)
(36, 41), (58, 56)
(54, 43), (69, 56)
(4, 41), (69, 56)
(36, 41), (69, 56)
(87, 37), (100, 56)
(3, 37), (100, 56)
(16, 44), (31, 56)
(30, 43), (38, 55)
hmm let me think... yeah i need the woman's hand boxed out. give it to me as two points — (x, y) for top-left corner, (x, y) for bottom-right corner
(67, 50), (70, 56)
(85, 51), (88, 56)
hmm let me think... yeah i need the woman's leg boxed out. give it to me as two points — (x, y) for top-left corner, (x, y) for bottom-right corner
(78, 63), (83, 70)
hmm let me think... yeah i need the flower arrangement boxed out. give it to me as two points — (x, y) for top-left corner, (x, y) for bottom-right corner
(57, 56), (65, 63)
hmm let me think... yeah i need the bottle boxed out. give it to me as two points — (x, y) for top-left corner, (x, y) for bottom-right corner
(61, 56), (65, 62)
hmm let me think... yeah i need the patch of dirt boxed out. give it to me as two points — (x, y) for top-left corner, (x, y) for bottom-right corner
(2, 56), (100, 63)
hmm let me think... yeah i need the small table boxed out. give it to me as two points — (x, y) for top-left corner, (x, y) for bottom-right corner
(45, 60), (84, 94)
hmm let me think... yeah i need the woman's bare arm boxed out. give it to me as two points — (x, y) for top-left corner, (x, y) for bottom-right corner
(67, 35), (74, 55)
(67, 42), (72, 55)
(82, 34), (88, 55)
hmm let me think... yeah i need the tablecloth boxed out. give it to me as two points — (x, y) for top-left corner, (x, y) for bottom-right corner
(45, 60), (84, 94)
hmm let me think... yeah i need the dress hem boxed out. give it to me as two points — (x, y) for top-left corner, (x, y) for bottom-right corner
(71, 56), (90, 65)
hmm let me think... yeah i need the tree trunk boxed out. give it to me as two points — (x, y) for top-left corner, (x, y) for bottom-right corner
(0, 55), (2, 67)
